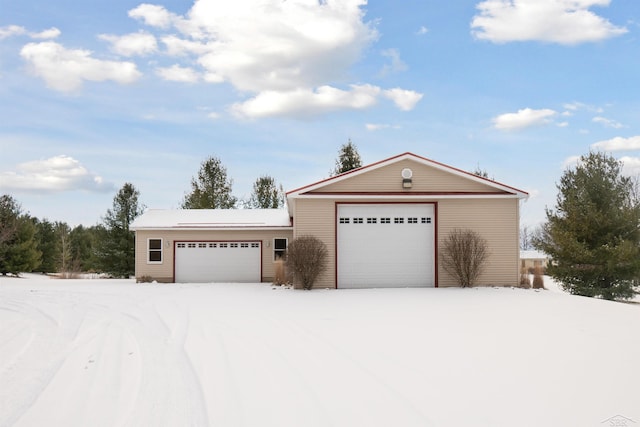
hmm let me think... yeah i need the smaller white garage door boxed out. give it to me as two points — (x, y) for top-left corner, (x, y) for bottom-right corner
(175, 241), (261, 283)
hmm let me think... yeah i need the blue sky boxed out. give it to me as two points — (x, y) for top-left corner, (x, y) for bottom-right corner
(1, 0), (639, 228)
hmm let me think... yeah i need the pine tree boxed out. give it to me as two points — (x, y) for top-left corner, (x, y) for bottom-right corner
(332, 139), (363, 176)
(0, 195), (41, 276)
(70, 225), (101, 272)
(97, 183), (145, 278)
(247, 175), (285, 208)
(33, 218), (57, 273)
(534, 151), (640, 300)
(182, 156), (237, 209)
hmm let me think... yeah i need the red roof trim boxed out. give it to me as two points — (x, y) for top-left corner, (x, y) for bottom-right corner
(294, 191), (514, 196)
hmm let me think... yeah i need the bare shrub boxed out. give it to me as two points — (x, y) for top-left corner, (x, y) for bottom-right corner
(137, 275), (154, 283)
(532, 266), (545, 289)
(441, 229), (489, 287)
(285, 235), (328, 290)
(58, 271), (81, 279)
(520, 267), (531, 289)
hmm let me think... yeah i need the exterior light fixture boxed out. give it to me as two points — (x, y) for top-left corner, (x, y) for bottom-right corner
(402, 168), (413, 189)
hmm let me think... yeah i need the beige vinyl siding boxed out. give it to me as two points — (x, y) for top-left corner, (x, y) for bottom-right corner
(134, 229), (293, 283)
(292, 198), (336, 289)
(437, 198), (520, 287)
(313, 159), (502, 194)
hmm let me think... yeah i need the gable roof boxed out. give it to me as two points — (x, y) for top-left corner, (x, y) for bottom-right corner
(287, 152), (529, 198)
(131, 209), (292, 230)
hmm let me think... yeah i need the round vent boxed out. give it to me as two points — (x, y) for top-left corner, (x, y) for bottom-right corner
(401, 168), (413, 179)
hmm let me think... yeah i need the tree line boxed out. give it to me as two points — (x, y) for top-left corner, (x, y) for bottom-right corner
(0, 141), (363, 278)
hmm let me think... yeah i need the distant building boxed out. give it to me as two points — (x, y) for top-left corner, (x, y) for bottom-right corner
(520, 250), (550, 273)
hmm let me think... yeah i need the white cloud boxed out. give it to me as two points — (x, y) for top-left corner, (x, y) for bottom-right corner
(99, 31), (158, 57)
(0, 25), (26, 39)
(186, 0), (377, 93)
(128, 3), (177, 29)
(30, 27), (61, 40)
(592, 136), (640, 151)
(416, 26), (429, 35)
(366, 123), (400, 131)
(231, 84), (381, 119)
(161, 35), (210, 56)
(562, 155), (581, 169)
(140, 0), (419, 117)
(20, 41), (142, 92)
(0, 155), (114, 193)
(379, 48), (407, 76)
(156, 64), (200, 82)
(471, 0), (627, 45)
(620, 156), (640, 176)
(592, 116), (623, 129)
(383, 88), (423, 111)
(492, 108), (557, 130)
(0, 25), (61, 40)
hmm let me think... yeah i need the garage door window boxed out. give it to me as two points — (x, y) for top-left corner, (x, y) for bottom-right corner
(148, 239), (163, 264)
(274, 238), (287, 260)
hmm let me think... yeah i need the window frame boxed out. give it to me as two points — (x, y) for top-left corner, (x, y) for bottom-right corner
(147, 238), (163, 264)
(274, 238), (288, 261)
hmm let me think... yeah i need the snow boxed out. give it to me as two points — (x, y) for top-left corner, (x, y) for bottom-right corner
(131, 208), (292, 230)
(1, 275), (639, 427)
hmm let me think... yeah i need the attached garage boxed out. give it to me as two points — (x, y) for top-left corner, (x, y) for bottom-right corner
(337, 203), (435, 288)
(131, 209), (293, 283)
(175, 241), (261, 283)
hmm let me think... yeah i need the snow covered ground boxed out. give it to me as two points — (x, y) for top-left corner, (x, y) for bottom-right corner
(1, 275), (639, 427)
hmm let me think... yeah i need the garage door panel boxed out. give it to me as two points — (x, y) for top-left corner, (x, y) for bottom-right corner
(175, 241), (261, 283)
(337, 204), (434, 288)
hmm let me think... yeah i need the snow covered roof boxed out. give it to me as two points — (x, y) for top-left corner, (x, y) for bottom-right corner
(520, 250), (549, 260)
(131, 209), (292, 230)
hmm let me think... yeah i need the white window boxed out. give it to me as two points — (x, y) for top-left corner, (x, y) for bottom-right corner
(274, 238), (287, 260)
(148, 239), (163, 264)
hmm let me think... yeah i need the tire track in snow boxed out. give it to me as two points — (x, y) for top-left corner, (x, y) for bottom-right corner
(122, 300), (209, 427)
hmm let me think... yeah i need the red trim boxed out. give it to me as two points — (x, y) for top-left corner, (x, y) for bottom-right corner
(434, 202), (439, 288)
(334, 202), (438, 289)
(173, 239), (263, 283)
(301, 191), (512, 196)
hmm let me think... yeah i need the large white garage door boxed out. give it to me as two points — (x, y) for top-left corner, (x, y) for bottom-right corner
(175, 241), (261, 283)
(337, 204), (435, 288)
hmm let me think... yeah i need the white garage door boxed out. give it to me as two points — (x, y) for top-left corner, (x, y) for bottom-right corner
(175, 241), (261, 283)
(337, 204), (435, 288)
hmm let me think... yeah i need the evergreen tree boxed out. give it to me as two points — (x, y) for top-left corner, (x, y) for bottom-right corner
(70, 225), (101, 272)
(332, 139), (362, 176)
(0, 195), (41, 275)
(33, 218), (57, 273)
(0, 195), (19, 248)
(182, 156), (237, 209)
(97, 183), (145, 278)
(534, 151), (640, 300)
(247, 175), (285, 208)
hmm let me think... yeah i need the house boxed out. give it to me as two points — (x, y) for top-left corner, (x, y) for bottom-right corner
(131, 152), (528, 288)
(520, 250), (550, 273)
